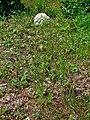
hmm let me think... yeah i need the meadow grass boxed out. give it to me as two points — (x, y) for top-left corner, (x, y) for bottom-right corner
(0, 2), (90, 119)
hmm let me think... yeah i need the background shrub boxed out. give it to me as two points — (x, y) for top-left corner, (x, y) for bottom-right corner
(1, 0), (89, 18)
(0, 0), (25, 17)
(61, 0), (90, 17)
(21, 0), (61, 17)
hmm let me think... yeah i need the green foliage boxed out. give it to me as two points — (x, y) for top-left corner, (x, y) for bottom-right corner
(61, 0), (90, 17)
(35, 0), (57, 16)
(0, 0), (25, 17)
(12, 71), (30, 88)
(75, 13), (90, 46)
(69, 114), (74, 120)
(32, 113), (40, 118)
(0, 5), (90, 119)
(4, 38), (12, 47)
(84, 113), (90, 120)
(21, 0), (61, 17)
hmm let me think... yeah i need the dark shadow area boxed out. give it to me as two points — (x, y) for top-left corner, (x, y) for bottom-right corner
(0, 0), (26, 18)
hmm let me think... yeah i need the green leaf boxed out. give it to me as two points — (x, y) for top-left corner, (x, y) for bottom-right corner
(69, 114), (74, 120)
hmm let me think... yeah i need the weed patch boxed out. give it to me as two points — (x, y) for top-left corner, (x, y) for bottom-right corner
(0, 10), (90, 120)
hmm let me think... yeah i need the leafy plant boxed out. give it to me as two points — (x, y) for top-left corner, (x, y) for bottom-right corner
(69, 114), (74, 120)
(84, 113), (90, 120)
(32, 113), (40, 118)
(0, 0), (25, 17)
(21, 0), (61, 17)
(4, 38), (12, 47)
(61, 0), (90, 17)
(12, 71), (30, 88)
